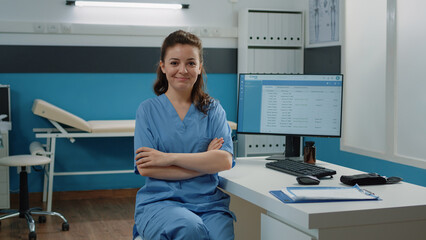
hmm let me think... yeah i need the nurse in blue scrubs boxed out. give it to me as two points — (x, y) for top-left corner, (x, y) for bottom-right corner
(133, 30), (235, 240)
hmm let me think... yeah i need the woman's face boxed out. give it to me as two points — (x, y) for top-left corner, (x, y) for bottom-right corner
(160, 43), (202, 95)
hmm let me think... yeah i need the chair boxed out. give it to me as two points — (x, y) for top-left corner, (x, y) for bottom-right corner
(133, 223), (142, 240)
(0, 155), (69, 240)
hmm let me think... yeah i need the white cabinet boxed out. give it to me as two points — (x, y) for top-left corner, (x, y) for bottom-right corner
(237, 9), (304, 157)
(261, 213), (314, 240)
(238, 9), (304, 74)
(0, 131), (10, 209)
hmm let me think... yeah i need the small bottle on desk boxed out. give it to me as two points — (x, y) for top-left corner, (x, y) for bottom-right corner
(304, 141), (316, 164)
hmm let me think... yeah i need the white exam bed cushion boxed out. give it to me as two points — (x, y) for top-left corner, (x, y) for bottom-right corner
(32, 99), (237, 133)
(88, 120), (135, 133)
(32, 99), (135, 133)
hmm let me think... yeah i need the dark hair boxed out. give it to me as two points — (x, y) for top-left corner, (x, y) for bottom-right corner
(153, 30), (212, 114)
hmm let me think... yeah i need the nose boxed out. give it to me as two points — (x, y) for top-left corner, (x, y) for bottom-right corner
(178, 64), (188, 73)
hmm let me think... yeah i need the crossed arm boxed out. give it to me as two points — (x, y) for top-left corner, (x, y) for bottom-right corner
(135, 138), (233, 180)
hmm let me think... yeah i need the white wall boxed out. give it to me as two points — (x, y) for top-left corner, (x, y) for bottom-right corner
(0, 0), (307, 48)
(395, 0), (426, 164)
(342, 0), (387, 155)
(342, 0), (426, 169)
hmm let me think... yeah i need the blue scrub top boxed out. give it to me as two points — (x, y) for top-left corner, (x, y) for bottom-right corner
(134, 94), (235, 232)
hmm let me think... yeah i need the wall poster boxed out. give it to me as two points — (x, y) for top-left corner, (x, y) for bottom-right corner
(307, 0), (341, 47)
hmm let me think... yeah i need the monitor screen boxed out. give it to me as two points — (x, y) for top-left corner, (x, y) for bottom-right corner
(237, 73), (343, 137)
(0, 85), (10, 122)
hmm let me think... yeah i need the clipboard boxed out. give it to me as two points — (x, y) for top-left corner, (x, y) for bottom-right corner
(270, 184), (380, 203)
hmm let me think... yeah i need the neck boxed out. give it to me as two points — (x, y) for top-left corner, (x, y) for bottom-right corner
(165, 90), (192, 105)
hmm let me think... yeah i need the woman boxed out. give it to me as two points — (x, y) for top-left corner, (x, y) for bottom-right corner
(133, 30), (235, 240)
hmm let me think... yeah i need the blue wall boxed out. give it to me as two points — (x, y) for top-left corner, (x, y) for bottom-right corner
(0, 73), (237, 193)
(1, 73), (424, 194)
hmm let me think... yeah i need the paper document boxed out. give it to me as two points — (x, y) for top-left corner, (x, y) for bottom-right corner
(270, 184), (379, 203)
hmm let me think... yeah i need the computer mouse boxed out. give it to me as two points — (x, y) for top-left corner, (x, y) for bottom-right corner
(296, 175), (320, 185)
(386, 176), (403, 184)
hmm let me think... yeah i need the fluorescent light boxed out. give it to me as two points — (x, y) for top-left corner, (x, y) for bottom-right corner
(66, 1), (189, 9)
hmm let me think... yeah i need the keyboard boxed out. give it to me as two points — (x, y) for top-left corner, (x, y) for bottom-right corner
(265, 159), (336, 178)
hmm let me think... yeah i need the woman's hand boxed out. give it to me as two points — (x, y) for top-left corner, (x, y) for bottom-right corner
(135, 147), (173, 168)
(207, 137), (224, 151)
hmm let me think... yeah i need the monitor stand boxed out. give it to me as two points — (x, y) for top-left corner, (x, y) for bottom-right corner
(266, 136), (301, 161)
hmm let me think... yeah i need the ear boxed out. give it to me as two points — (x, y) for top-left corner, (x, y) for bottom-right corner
(159, 61), (165, 74)
(198, 62), (203, 73)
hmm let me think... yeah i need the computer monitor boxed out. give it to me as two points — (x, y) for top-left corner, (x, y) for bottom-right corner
(237, 73), (343, 159)
(0, 85), (11, 122)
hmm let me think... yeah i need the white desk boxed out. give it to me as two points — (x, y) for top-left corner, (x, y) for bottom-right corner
(219, 157), (426, 240)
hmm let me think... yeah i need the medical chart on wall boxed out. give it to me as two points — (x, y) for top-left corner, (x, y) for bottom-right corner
(308, 0), (340, 46)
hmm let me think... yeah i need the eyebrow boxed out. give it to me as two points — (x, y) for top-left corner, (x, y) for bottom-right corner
(168, 57), (197, 61)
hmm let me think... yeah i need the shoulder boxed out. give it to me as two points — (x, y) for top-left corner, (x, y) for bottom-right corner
(139, 95), (163, 108)
(136, 95), (164, 117)
(207, 98), (225, 116)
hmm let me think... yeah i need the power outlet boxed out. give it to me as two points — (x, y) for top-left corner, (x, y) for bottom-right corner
(200, 27), (221, 37)
(61, 23), (72, 34)
(200, 27), (210, 37)
(187, 27), (200, 36)
(46, 23), (60, 33)
(212, 28), (220, 37)
(33, 23), (45, 33)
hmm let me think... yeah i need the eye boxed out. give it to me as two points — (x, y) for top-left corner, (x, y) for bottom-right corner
(169, 61), (178, 66)
(188, 61), (197, 67)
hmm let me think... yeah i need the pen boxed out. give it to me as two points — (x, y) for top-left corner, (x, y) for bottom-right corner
(362, 188), (375, 196)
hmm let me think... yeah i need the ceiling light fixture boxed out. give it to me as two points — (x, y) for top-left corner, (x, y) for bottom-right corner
(66, 1), (189, 9)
